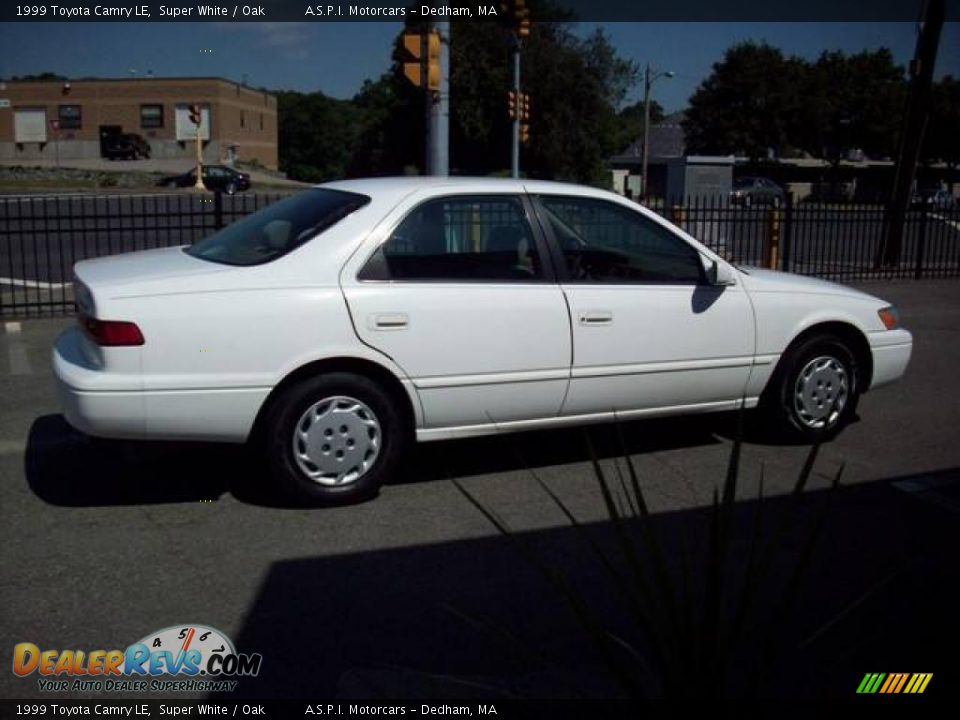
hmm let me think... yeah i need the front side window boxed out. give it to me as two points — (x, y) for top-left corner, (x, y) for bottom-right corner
(359, 195), (542, 282)
(538, 195), (704, 284)
(58, 105), (81, 130)
(140, 104), (163, 129)
(187, 189), (369, 266)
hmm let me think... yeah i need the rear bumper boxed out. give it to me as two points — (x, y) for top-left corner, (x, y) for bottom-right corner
(53, 327), (268, 443)
(868, 328), (913, 390)
(52, 328), (146, 439)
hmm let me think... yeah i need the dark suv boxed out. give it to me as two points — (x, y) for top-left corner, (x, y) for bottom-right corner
(103, 133), (151, 160)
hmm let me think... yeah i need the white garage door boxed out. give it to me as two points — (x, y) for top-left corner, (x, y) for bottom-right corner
(14, 107), (47, 143)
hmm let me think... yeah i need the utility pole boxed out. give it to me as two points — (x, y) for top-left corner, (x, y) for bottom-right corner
(878, 0), (945, 267)
(427, 20), (449, 176)
(511, 35), (520, 178)
(505, 0), (530, 178)
(401, 19), (447, 176)
(641, 63), (674, 201)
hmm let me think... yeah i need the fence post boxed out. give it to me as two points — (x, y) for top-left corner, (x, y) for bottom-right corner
(671, 199), (686, 231)
(780, 194), (793, 272)
(913, 206), (928, 279)
(213, 191), (224, 230)
(763, 205), (782, 269)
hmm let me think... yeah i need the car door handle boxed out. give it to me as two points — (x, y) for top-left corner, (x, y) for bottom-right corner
(369, 313), (409, 330)
(579, 311), (613, 325)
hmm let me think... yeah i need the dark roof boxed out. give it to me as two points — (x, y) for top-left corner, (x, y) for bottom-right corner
(611, 111), (687, 165)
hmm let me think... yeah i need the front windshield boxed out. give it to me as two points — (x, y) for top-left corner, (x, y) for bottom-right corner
(187, 188), (370, 266)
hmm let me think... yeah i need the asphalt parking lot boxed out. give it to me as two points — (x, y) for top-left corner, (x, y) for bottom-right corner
(1, 279), (959, 700)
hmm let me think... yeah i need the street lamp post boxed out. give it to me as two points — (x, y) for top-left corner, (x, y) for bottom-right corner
(640, 63), (674, 201)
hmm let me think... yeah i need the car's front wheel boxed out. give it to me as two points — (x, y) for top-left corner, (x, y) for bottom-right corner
(764, 333), (861, 441)
(263, 373), (408, 505)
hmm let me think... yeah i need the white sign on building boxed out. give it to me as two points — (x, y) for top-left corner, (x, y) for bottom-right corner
(174, 104), (211, 141)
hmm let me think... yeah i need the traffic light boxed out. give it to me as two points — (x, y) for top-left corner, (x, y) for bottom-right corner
(402, 29), (441, 93)
(515, 0), (531, 38)
(189, 103), (201, 125)
(507, 90), (517, 119)
(519, 93), (531, 143)
(500, 0), (531, 39)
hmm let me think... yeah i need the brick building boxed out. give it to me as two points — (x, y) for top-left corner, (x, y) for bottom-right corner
(0, 77), (278, 169)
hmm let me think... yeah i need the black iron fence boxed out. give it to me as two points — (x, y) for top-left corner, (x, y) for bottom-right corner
(648, 195), (960, 283)
(0, 191), (290, 318)
(1, 190), (958, 318)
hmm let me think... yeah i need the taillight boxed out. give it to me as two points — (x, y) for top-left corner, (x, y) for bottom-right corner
(81, 317), (145, 346)
(877, 306), (899, 330)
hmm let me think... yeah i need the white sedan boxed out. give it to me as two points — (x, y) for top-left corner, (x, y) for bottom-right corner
(53, 178), (913, 504)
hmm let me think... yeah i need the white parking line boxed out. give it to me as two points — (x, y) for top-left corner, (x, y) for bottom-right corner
(0, 277), (72, 290)
(3, 322), (31, 375)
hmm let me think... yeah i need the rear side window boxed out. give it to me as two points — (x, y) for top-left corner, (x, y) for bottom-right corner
(359, 195), (543, 282)
(187, 189), (369, 266)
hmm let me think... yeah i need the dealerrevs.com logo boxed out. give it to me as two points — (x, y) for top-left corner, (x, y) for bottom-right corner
(13, 625), (262, 693)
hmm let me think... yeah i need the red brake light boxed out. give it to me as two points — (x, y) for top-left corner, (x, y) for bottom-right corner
(81, 317), (145, 346)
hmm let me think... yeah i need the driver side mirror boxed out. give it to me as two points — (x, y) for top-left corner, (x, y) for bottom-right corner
(707, 259), (737, 286)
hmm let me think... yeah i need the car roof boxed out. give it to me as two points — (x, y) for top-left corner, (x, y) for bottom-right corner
(319, 176), (620, 205)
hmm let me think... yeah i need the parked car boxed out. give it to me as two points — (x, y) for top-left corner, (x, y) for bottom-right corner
(730, 177), (786, 207)
(103, 133), (151, 160)
(53, 178), (912, 505)
(156, 165), (251, 194)
(911, 188), (955, 211)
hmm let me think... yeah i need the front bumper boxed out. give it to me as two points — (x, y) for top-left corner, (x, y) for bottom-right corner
(868, 328), (913, 390)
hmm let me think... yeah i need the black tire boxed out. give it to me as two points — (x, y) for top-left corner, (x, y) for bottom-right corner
(262, 372), (408, 506)
(165, 180), (179, 189)
(762, 333), (861, 441)
(224, 182), (237, 195)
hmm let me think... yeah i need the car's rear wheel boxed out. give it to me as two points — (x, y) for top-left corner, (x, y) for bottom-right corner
(764, 333), (861, 441)
(263, 373), (407, 505)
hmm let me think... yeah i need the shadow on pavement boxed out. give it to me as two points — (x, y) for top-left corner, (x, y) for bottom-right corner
(24, 412), (723, 507)
(210, 467), (960, 700)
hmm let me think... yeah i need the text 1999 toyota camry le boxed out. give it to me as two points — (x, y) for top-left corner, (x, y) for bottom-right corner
(53, 178), (912, 504)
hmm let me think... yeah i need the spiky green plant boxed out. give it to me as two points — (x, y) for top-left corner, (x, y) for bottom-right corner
(453, 420), (845, 699)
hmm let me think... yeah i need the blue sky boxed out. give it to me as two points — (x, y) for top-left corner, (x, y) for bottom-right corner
(1, 22), (957, 112)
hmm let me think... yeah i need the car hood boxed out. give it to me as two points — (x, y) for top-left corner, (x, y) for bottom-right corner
(737, 266), (881, 302)
(74, 246), (228, 290)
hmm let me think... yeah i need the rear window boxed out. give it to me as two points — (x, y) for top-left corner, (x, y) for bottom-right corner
(187, 188), (370, 266)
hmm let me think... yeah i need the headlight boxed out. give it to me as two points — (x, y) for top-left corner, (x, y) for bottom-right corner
(878, 306), (899, 330)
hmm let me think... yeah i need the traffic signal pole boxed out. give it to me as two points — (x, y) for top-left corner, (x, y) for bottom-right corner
(511, 35), (520, 179)
(427, 20), (449, 176)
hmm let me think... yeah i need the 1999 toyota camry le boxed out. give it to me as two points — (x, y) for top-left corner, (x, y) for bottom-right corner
(53, 178), (913, 504)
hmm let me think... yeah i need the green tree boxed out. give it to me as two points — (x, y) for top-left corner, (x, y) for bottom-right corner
(276, 90), (369, 182)
(683, 42), (805, 160)
(923, 75), (960, 178)
(800, 49), (905, 163)
(277, 12), (639, 184)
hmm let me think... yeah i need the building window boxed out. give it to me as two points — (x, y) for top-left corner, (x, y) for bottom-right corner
(259, 113), (263, 131)
(58, 105), (81, 130)
(140, 104), (163, 129)
(240, 110), (245, 129)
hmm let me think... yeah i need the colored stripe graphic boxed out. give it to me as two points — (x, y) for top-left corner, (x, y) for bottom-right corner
(857, 672), (932, 694)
